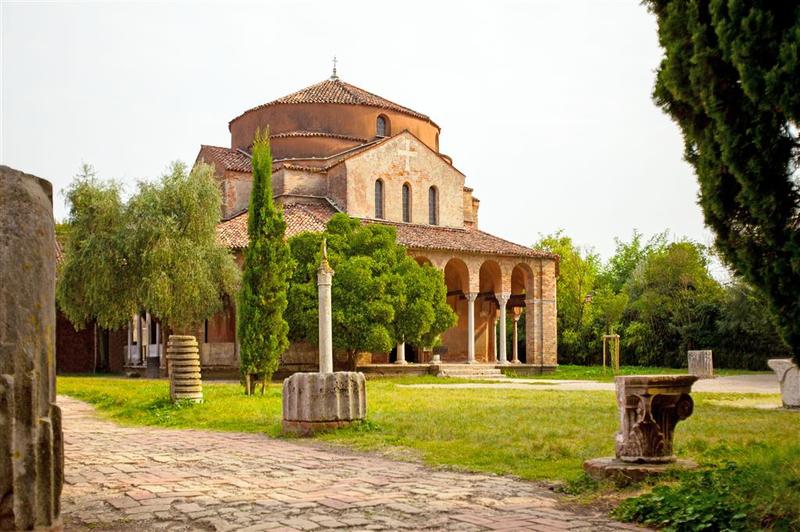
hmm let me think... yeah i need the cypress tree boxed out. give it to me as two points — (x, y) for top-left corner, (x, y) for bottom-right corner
(237, 129), (292, 394)
(644, 1), (800, 359)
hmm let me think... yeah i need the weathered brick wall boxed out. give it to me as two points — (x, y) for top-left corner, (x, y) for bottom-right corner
(344, 133), (466, 228)
(56, 310), (95, 373)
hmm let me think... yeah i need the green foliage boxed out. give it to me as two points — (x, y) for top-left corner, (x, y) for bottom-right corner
(644, 1), (800, 359)
(535, 231), (601, 364)
(128, 161), (240, 330)
(285, 213), (455, 367)
(623, 241), (724, 367)
(537, 228), (788, 369)
(237, 130), (292, 384)
(614, 463), (753, 531)
(57, 162), (240, 335)
(57, 164), (139, 330)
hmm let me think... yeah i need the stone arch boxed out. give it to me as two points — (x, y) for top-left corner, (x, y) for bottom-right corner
(414, 255), (433, 267)
(511, 262), (535, 296)
(479, 259), (503, 295)
(444, 257), (470, 295)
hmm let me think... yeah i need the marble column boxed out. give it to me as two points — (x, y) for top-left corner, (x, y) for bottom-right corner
(318, 240), (334, 374)
(496, 293), (509, 365)
(512, 314), (521, 364)
(395, 342), (407, 364)
(466, 292), (477, 364)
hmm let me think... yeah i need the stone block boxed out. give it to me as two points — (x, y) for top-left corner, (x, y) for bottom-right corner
(583, 457), (697, 486)
(0, 166), (63, 530)
(282, 372), (366, 435)
(767, 358), (800, 409)
(688, 350), (714, 378)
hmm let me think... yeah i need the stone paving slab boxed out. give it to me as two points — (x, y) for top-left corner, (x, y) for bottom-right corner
(59, 396), (640, 531)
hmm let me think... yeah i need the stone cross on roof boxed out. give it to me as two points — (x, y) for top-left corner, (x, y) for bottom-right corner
(331, 56), (338, 80)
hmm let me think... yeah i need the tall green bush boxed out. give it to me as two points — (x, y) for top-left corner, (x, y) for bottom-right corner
(237, 130), (293, 394)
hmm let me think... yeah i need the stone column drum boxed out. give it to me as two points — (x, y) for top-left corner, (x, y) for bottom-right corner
(0, 166), (64, 530)
(688, 350), (714, 379)
(166, 335), (203, 403)
(767, 359), (800, 409)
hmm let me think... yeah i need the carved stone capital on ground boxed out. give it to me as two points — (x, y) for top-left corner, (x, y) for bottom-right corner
(614, 375), (698, 464)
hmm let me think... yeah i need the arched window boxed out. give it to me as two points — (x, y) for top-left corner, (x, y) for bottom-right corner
(376, 115), (389, 137)
(375, 179), (384, 219)
(402, 183), (411, 223)
(428, 186), (438, 225)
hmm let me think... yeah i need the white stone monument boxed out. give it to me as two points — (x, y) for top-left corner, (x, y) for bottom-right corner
(688, 350), (714, 379)
(767, 358), (800, 410)
(282, 239), (367, 435)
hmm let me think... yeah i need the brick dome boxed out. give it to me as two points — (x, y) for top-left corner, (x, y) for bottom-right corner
(228, 77), (441, 160)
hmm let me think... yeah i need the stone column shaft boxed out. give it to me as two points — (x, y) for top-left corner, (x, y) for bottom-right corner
(497, 293), (509, 365)
(466, 293), (477, 364)
(512, 316), (520, 364)
(395, 342), (407, 365)
(318, 262), (334, 374)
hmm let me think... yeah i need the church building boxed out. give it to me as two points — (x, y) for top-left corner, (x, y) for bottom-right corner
(119, 71), (558, 376)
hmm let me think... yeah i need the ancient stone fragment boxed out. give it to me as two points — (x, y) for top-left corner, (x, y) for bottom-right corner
(614, 375), (697, 463)
(282, 372), (366, 435)
(767, 358), (800, 409)
(0, 165), (63, 530)
(166, 335), (203, 403)
(688, 350), (714, 379)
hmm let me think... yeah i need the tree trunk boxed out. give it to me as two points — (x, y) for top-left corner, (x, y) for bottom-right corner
(260, 375), (267, 396)
(245, 373), (252, 396)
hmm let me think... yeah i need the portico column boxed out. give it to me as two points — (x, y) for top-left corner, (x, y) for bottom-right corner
(395, 342), (407, 365)
(497, 293), (510, 365)
(512, 314), (520, 364)
(466, 292), (477, 364)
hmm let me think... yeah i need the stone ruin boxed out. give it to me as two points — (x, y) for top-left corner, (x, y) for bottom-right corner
(688, 349), (714, 379)
(767, 358), (800, 410)
(282, 239), (366, 435)
(584, 375), (697, 483)
(0, 166), (64, 530)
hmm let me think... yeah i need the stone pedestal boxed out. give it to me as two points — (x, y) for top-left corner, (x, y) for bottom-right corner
(688, 350), (714, 379)
(166, 335), (203, 403)
(0, 166), (64, 530)
(767, 359), (800, 409)
(282, 372), (366, 436)
(584, 375), (697, 484)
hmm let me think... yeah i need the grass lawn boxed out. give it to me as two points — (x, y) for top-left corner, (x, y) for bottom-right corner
(59, 375), (800, 528)
(502, 364), (767, 382)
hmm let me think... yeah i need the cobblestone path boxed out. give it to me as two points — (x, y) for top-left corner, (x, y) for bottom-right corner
(61, 396), (640, 531)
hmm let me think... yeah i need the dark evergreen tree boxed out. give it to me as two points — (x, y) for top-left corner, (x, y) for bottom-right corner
(644, 1), (800, 359)
(237, 130), (292, 394)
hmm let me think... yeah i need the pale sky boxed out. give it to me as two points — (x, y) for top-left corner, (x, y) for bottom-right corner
(1, 0), (713, 260)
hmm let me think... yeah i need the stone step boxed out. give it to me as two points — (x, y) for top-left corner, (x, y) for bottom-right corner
(436, 365), (506, 379)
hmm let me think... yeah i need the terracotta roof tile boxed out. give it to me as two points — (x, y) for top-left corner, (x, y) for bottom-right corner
(200, 145), (252, 173)
(216, 205), (554, 259)
(369, 220), (557, 259)
(216, 202), (338, 248)
(231, 78), (435, 125)
(270, 130), (368, 143)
